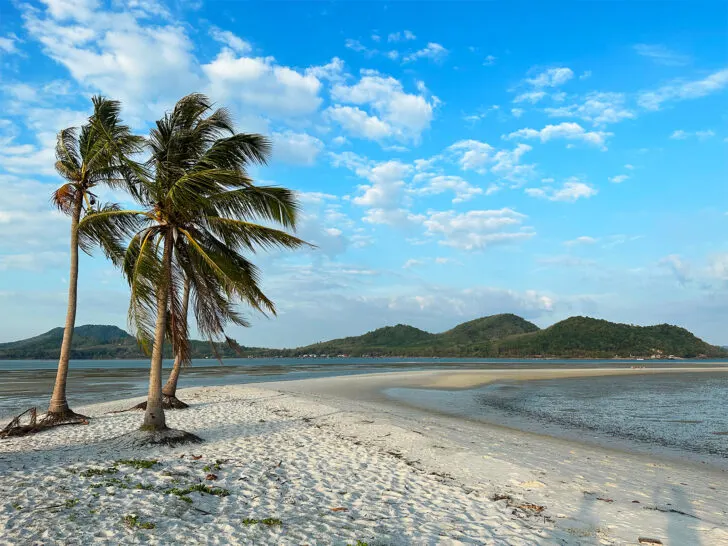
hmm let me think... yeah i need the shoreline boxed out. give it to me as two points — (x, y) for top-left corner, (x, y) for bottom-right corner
(1, 371), (727, 544)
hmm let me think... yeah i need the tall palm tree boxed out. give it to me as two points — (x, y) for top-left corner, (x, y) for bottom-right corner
(80, 94), (306, 442)
(48, 97), (144, 423)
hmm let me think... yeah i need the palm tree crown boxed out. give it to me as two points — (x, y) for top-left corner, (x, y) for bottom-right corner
(80, 93), (308, 433)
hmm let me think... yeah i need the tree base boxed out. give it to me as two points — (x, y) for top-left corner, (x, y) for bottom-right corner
(42, 408), (90, 424)
(1, 407), (88, 439)
(114, 427), (203, 448)
(115, 395), (189, 413)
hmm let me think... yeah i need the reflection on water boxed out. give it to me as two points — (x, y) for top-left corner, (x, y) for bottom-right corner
(386, 372), (728, 462)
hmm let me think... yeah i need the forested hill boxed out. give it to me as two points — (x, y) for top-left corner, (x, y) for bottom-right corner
(0, 315), (725, 359)
(0, 325), (252, 360)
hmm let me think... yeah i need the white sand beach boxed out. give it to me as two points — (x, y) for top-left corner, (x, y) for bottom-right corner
(1, 369), (727, 545)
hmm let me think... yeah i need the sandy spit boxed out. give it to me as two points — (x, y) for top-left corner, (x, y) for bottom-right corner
(0, 369), (726, 545)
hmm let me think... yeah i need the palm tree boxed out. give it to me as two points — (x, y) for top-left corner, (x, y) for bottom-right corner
(47, 97), (144, 423)
(80, 94), (307, 443)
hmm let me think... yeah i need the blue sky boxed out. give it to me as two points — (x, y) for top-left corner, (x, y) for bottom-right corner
(0, 0), (727, 347)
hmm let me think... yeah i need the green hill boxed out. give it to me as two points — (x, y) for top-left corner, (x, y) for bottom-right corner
(0, 315), (724, 360)
(494, 316), (725, 358)
(289, 314), (541, 357)
(0, 325), (249, 360)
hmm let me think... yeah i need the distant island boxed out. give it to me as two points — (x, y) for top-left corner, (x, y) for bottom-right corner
(0, 314), (725, 360)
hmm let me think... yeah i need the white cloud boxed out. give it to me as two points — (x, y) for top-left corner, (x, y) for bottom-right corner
(634, 44), (690, 66)
(447, 140), (536, 184)
(526, 178), (597, 202)
(579, 70), (592, 80)
(209, 27), (251, 54)
(544, 92), (635, 126)
(505, 122), (612, 150)
(0, 251), (68, 272)
(513, 91), (547, 104)
(326, 106), (394, 140)
(0, 34), (20, 54)
(659, 254), (691, 286)
(203, 49), (323, 119)
(624, 164), (635, 170)
(414, 175), (484, 203)
(272, 131), (324, 166)
(526, 67), (574, 88)
(387, 30), (416, 42)
(483, 55), (497, 66)
(638, 68), (728, 110)
(670, 129), (715, 140)
(305, 57), (346, 83)
(564, 236), (598, 246)
(609, 174), (629, 184)
(403, 42), (448, 63)
(403, 259), (424, 269)
(345, 39), (367, 52)
(422, 209), (534, 250)
(511, 108), (524, 118)
(329, 72), (436, 142)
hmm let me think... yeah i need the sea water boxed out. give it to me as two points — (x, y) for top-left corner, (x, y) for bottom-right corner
(386, 372), (728, 462)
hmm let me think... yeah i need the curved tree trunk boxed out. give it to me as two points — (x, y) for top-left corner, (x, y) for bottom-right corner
(161, 277), (190, 408)
(47, 195), (86, 421)
(142, 234), (172, 431)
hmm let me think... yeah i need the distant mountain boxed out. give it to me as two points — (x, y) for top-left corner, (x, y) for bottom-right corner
(1, 315), (725, 360)
(0, 325), (250, 360)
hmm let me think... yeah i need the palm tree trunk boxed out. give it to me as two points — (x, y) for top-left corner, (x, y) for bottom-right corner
(48, 194), (84, 419)
(142, 234), (172, 430)
(162, 277), (190, 400)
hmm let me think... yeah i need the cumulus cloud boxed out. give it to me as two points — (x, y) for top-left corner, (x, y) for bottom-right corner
(513, 91), (547, 104)
(638, 68), (728, 110)
(329, 71), (437, 142)
(525, 178), (597, 202)
(526, 67), (574, 88)
(504, 122), (612, 150)
(271, 131), (324, 166)
(0, 34), (20, 54)
(413, 175), (484, 203)
(422, 209), (534, 250)
(387, 30), (416, 42)
(447, 140), (535, 183)
(609, 174), (629, 184)
(403, 42), (448, 63)
(544, 92), (635, 126)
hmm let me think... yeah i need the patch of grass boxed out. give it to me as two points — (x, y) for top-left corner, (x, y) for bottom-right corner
(80, 467), (118, 478)
(123, 514), (156, 530)
(134, 483), (155, 491)
(64, 498), (79, 509)
(11, 502), (22, 510)
(203, 463), (221, 472)
(242, 517), (282, 526)
(117, 459), (158, 470)
(348, 542), (369, 546)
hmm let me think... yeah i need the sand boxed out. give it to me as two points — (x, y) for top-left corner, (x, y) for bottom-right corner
(1, 368), (727, 545)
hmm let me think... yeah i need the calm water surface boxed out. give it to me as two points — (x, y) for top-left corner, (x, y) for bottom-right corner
(386, 372), (728, 464)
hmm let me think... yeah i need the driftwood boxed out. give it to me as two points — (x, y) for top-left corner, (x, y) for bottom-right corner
(0, 407), (88, 439)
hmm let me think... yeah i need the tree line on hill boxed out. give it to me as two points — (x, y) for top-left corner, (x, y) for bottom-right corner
(2, 314), (725, 361)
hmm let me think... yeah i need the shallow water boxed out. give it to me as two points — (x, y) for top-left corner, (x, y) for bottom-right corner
(386, 372), (728, 463)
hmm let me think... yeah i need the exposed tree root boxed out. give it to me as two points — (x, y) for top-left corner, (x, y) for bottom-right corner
(113, 427), (203, 448)
(110, 395), (190, 414)
(0, 407), (89, 439)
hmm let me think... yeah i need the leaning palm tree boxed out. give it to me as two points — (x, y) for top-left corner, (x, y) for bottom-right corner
(80, 94), (306, 444)
(47, 97), (144, 423)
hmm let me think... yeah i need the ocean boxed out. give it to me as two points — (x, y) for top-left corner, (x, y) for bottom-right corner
(385, 371), (728, 466)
